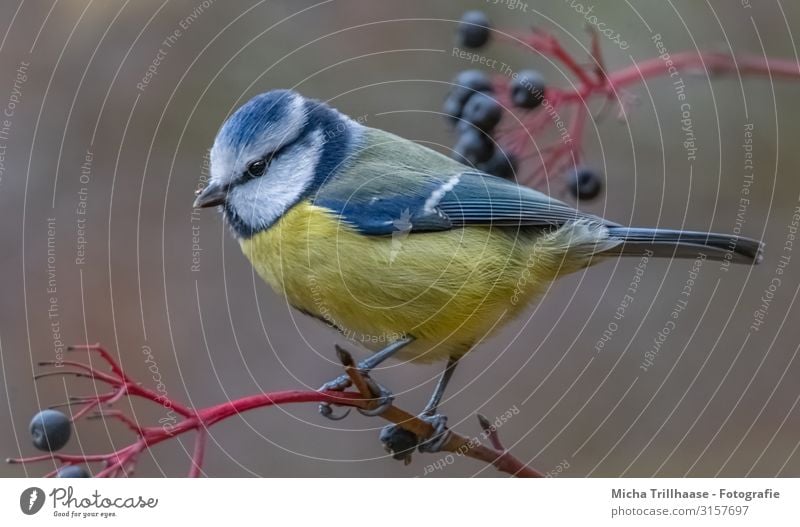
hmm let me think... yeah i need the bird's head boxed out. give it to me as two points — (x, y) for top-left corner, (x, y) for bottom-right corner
(194, 89), (358, 237)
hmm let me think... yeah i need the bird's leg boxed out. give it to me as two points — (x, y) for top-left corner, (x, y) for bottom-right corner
(381, 356), (460, 461)
(318, 336), (414, 421)
(421, 356), (459, 417)
(417, 356), (459, 453)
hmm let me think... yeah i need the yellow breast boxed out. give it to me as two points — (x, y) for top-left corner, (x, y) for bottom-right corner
(239, 200), (583, 362)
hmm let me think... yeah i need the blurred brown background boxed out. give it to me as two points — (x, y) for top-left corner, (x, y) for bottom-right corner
(1, 0), (799, 477)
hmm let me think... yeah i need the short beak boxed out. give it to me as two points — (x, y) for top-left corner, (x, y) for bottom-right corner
(193, 182), (227, 208)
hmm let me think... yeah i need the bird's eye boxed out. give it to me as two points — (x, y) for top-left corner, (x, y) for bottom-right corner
(246, 159), (268, 178)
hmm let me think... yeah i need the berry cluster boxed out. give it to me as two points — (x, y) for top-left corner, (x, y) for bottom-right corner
(446, 10), (604, 200)
(444, 70), (514, 180)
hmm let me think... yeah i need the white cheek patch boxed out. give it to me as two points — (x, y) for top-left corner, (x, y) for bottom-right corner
(229, 129), (324, 231)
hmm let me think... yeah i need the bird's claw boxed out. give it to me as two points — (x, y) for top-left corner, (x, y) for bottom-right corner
(417, 414), (450, 453)
(356, 377), (393, 417)
(318, 370), (393, 420)
(319, 374), (352, 393)
(318, 373), (354, 420)
(318, 402), (351, 421)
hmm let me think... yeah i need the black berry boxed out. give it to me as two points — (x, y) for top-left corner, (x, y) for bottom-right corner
(57, 465), (90, 478)
(510, 70), (546, 109)
(453, 128), (494, 165)
(444, 70), (493, 123)
(457, 11), (491, 49)
(453, 70), (493, 94)
(379, 424), (418, 462)
(29, 409), (72, 452)
(442, 95), (465, 122)
(461, 91), (502, 133)
(567, 167), (603, 200)
(479, 149), (517, 179)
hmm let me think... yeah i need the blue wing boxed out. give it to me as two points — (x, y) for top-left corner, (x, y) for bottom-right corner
(312, 128), (611, 236)
(435, 172), (610, 228)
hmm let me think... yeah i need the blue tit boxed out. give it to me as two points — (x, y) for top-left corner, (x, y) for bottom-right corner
(194, 89), (762, 446)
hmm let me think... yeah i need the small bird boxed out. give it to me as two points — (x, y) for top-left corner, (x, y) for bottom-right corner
(194, 89), (762, 452)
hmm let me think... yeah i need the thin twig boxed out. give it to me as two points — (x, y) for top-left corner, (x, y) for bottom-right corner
(188, 430), (207, 478)
(477, 414), (505, 452)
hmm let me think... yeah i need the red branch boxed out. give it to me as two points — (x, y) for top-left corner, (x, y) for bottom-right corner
(490, 29), (800, 192)
(9, 345), (542, 478)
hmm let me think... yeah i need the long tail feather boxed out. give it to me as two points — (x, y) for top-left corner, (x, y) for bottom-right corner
(605, 227), (763, 265)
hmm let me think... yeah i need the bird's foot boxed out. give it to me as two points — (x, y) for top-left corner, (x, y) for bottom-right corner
(417, 413), (450, 453)
(318, 362), (394, 421)
(317, 339), (413, 421)
(319, 372), (352, 393)
(379, 413), (450, 464)
(354, 378), (394, 417)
